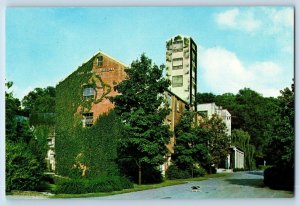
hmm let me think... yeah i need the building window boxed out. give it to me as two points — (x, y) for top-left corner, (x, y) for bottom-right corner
(82, 113), (93, 127)
(173, 65), (183, 70)
(97, 56), (103, 67)
(83, 86), (95, 99)
(172, 75), (183, 87)
(172, 58), (183, 70)
(173, 41), (183, 52)
(176, 101), (180, 112)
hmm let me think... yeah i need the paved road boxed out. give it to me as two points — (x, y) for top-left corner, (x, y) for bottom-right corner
(92, 171), (293, 199)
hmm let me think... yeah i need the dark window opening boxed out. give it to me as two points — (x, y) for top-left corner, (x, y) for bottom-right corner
(97, 56), (103, 67)
(83, 112), (93, 127)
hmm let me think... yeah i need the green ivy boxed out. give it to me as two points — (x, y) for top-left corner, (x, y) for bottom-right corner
(55, 54), (122, 178)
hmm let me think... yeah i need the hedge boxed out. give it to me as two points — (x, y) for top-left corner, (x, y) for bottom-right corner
(54, 176), (133, 194)
(264, 166), (294, 191)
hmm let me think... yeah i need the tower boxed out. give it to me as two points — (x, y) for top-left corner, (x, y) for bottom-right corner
(166, 35), (197, 110)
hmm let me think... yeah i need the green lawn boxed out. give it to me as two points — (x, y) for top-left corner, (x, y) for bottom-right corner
(52, 173), (229, 198)
(7, 173), (229, 199)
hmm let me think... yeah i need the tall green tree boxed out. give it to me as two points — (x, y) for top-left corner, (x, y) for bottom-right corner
(22, 86), (56, 115)
(5, 81), (46, 192)
(174, 111), (209, 176)
(231, 129), (255, 169)
(266, 86), (294, 167)
(206, 114), (230, 170)
(234, 88), (279, 162)
(195, 92), (216, 104)
(112, 54), (171, 184)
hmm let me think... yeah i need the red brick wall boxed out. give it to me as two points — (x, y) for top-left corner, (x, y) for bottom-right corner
(87, 53), (127, 121)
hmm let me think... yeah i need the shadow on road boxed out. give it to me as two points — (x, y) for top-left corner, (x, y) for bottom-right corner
(247, 171), (264, 176)
(225, 178), (265, 188)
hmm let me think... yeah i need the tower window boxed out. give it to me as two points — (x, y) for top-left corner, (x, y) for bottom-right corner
(172, 75), (183, 87)
(83, 86), (95, 99)
(97, 56), (103, 67)
(172, 58), (183, 70)
(82, 113), (93, 127)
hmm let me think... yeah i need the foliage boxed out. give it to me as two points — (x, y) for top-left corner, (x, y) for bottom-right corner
(195, 92), (216, 104)
(5, 81), (22, 142)
(5, 81), (47, 192)
(233, 88), (279, 160)
(118, 160), (163, 184)
(54, 176), (133, 194)
(264, 167), (294, 191)
(111, 54), (171, 184)
(197, 88), (280, 166)
(55, 54), (123, 178)
(205, 114), (230, 169)
(166, 165), (190, 180)
(265, 86), (294, 168)
(6, 141), (45, 192)
(231, 129), (255, 170)
(173, 110), (209, 174)
(22, 86), (56, 116)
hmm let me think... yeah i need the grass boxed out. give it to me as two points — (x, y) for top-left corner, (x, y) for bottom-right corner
(7, 173), (230, 199)
(52, 173), (229, 198)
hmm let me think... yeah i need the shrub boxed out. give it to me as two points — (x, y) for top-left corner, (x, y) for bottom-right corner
(118, 160), (163, 184)
(55, 179), (87, 194)
(264, 166), (294, 191)
(54, 176), (133, 194)
(193, 167), (206, 177)
(166, 165), (190, 180)
(6, 141), (45, 192)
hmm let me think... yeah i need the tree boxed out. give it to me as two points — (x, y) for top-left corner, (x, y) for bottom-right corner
(266, 86), (294, 167)
(231, 129), (255, 169)
(264, 85), (294, 191)
(195, 92), (216, 104)
(205, 114), (230, 170)
(5, 81), (21, 142)
(112, 54), (171, 184)
(22, 86), (56, 115)
(5, 81), (46, 192)
(234, 88), (279, 163)
(173, 111), (209, 176)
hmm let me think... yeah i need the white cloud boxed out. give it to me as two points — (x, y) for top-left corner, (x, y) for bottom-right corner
(215, 9), (261, 32)
(264, 7), (294, 29)
(215, 7), (294, 34)
(198, 46), (283, 97)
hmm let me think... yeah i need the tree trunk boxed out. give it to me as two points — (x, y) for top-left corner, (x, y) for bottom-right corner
(138, 164), (142, 185)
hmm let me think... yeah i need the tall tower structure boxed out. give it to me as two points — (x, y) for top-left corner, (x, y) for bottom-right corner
(166, 35), (197, 110)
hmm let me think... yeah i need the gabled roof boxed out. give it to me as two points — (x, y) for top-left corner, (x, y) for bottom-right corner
(97, 50), (128, 68)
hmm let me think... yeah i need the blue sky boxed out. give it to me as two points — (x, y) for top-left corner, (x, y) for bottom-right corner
(6, 7), (294, 99)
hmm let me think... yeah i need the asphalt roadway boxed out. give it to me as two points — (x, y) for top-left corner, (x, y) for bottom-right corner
(92, 171), (293, 200)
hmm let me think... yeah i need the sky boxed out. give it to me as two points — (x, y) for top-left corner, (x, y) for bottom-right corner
(6, 7), (294, 99)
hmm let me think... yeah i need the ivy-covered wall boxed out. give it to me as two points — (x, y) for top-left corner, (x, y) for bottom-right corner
(55, 53), (125, 177)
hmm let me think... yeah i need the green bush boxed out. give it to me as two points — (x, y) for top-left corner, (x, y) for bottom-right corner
(166, 165), (190, 180)
(55, 179), (87, 194)
(54, 176), (133, 194)
(193, 167), (206, 177)
(118, 160), (163, 184)
(264, 166), (294, 191)
(6, 141), (45, 192)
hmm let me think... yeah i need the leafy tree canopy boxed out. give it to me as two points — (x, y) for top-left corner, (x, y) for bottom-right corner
(22, 86), (56, 115)
(112, 54), (171, 184)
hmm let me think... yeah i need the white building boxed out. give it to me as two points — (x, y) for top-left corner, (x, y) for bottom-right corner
(197, 102), (244, 170)
(197, 102), (231, 135)
(166, 35), (197, 110)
